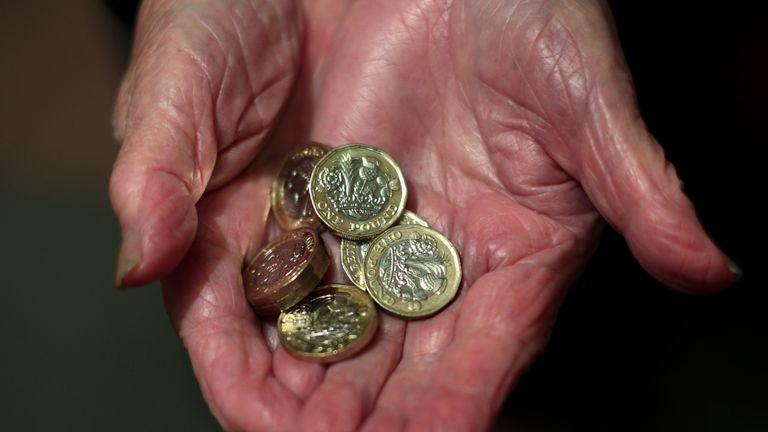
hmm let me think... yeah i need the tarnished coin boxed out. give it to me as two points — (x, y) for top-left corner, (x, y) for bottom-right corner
(310, 144), (407, 240)
(243, 228), (329, 316)
(278, 284), (378, 363)
(341, 210), (429, 291)
(271, 142), (330, 230)
(364, 225), (461, 318)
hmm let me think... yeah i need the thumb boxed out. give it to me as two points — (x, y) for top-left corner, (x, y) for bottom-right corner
(528, 2), (742, 294)
(109, 65), (215, 288)
(576, 68), (739, 293)
(109, 0), (302, 288)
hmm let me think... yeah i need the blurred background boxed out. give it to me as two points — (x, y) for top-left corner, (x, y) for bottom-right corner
(0, 1), (764, 430)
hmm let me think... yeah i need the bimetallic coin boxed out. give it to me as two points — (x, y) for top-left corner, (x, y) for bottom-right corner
(364, 225), (461, 318)
(341, 210), (429, 291)
(243, 228), (329, 316)
(278, 284), (378, 363)
(310, 144), (407, 240)
(271, 142), (330, 230)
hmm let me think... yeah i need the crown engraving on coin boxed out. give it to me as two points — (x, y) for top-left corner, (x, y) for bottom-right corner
(318, 154), (391, 221)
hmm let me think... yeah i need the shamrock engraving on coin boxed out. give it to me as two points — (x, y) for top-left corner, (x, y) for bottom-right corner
(278, 284), (378, 363)
(310, 144), (407, 240)
(341, 210), (429, 291)
(271, 142), (329, 230)
(365, 225), (461, 318)
(243, 228), (329, 316)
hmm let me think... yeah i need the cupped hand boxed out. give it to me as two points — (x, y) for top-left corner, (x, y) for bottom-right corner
(110, 0), (737, 430)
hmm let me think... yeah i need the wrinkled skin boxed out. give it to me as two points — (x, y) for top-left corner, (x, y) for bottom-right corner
(109, 0), (736, 430)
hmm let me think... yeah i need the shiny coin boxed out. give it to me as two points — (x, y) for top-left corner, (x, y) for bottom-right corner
(364, 225), (461, 318)
(243, 228), (329, 316)
(271, 142), (330, 230)
(341, 210), (429, 291)
(310, 144), (407, 240)
(278, 284), (378, 363)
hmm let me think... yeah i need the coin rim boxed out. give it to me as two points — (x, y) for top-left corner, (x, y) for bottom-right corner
(340, 210), (429, 291)
(277, 284), (379, 363)
(271, 142), (330, 230)
(309, 144), (408, 240)
(243, 228), (329, 316)
(363, 225), (462, 318)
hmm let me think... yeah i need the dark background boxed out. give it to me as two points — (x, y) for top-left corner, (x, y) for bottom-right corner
(0, 1), (764, 430)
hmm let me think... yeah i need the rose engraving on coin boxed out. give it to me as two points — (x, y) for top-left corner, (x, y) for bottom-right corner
(365, 225), (461, 318)
(278, 285), (378, 362)
(379, 238), (446, 302)
(318, 153), (391, 220)
(272, 143), (329, 230)
(310, 144), (407, 240)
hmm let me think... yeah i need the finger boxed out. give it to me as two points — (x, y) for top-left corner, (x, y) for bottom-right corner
(476, 1), (739, 292)
(165, 241), (302, 431)
(297, 315), (405, 432)
(111, 0), (302, 288)
(364, 253), (583, 431)
(362, 197), (591, 431)
(110, 63), (213, 288)
(162, 164), (304, 431)
(561, 5), (738, 292)
(404, 259), (573, 432)
(577, 125), (738, 293)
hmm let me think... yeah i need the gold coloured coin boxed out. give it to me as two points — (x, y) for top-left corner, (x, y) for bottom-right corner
(271, 142), (330, 230)
(340, 210), (429, 291)
(243, 228), (329, 316)
(364, 225), (461, 318)
(278, 284), (378, 363)
(309, 144), (407, 240)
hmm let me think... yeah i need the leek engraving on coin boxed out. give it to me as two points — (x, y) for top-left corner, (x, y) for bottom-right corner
(252, 238), (308, 287)
(284, 293), (370, 353)
(379, 238), (445, 301)
(318, 153), (390, 220)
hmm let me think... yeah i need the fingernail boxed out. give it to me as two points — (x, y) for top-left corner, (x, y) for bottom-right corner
(726, 256), (743, 283)
(115, 228), (141, 289)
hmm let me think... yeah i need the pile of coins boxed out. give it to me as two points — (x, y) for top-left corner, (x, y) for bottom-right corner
(243, 143), (461, 362)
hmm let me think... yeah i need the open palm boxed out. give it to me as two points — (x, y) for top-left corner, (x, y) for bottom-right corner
(110, 0), (735, 430)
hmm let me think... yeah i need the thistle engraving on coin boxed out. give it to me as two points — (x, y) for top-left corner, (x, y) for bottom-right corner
(284, 293), (370, 354)
(379, 238), (446, 302)
(318, 153), (391, 220)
